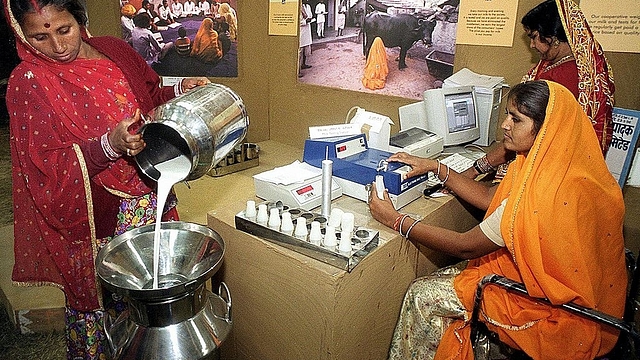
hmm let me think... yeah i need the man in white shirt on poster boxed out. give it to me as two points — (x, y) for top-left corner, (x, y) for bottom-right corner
(199, 0), (211, 16)
(184, 0), (198, 17)
(171, 0), (185, 18)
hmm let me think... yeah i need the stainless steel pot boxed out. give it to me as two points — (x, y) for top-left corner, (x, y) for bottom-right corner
(95, 222), (232, 360)
(135, 83), (249, 181)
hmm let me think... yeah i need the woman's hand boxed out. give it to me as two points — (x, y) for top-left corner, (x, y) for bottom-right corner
(108, 109), (146, 157)
(181, 77), (211, 92)
(368, 182), (400, 229)
(387, 152), (438, 179)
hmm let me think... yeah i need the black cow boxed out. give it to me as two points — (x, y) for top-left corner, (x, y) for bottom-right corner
(362, 12), (437, 70)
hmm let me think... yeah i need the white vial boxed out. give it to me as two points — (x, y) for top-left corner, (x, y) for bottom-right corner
(341, 212), (355, 234)
(294, 217), (308, 240)
(323, 225), (337, 248)
(245, 200), (256, 219)
(256, 204), (268, 225)
(268, 208), (281, 230)
(339, 229), (352, 253)
(309, 221), (322, 245)
(328, 208), (344, 228)
(280, 212), (294, 235)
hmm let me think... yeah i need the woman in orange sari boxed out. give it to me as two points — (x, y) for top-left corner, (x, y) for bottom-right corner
(362, 36), (388, 90)
(369, 80), (626, 359)
(191, 17), (223, 63)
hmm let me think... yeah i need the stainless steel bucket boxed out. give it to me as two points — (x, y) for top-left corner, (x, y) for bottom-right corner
(95, 222), (232, 360)
(135, 83), (249, 181)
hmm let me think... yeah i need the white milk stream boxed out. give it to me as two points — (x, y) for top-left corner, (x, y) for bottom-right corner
(152, 155), (191, 289)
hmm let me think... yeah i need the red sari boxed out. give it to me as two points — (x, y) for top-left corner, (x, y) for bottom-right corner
(6, 10), (178, 313)
(524, 0), (615, 154)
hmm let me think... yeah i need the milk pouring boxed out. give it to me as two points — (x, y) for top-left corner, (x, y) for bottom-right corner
(152, 154), (191, 289)
(94, 83), (245, 359)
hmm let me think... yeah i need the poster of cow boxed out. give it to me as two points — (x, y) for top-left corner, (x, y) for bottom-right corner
(118, 0), (239, 78)
(297, 0), (459, 100)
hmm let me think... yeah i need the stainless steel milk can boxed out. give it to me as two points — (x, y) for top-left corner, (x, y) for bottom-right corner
(95, 222), (232, 360)
(135, 83), (249, 181)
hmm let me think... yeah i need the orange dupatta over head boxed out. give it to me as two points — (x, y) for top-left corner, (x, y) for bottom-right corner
(191, 18), (223, 63)
(436, 81), (626, 359)
(362, 37), (388, 90)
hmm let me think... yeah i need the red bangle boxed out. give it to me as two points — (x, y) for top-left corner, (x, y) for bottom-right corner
(393, 213), (404, 232)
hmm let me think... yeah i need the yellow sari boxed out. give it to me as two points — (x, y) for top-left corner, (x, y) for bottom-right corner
(362, 37), (388, 90)
(219, 3), (237, 41)
(190, 18), (223, 63)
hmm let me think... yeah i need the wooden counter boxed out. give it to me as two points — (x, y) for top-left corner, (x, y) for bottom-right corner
(193, 140), (480, 360)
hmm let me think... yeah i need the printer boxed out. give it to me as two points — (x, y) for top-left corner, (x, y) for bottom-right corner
(389, 127), (443, 159)
(303, 133), (429, 209)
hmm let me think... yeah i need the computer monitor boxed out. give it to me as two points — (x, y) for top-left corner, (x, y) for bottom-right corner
(399, 85), (480, 147)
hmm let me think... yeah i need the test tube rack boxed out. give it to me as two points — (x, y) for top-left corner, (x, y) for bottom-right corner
(234, 202), (379, 272)
(208, 142), (260, 177)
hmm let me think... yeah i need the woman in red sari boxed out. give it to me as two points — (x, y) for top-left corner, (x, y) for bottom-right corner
(469, 0), (615, 184)
(5, 0), (208, 358)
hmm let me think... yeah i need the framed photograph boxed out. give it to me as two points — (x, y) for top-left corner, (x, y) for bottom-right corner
(119, 0), (238, 78)
(297, 0), (459, 100)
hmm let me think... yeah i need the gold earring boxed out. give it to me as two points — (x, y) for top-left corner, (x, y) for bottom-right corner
(552, 39), (560, 47)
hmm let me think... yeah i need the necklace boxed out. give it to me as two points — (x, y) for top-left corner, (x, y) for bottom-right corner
(542, 54), (574, 72)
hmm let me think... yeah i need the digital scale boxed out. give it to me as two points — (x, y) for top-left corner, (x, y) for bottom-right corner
(303, 133), (429, 209)
(254, 163), (342, 211)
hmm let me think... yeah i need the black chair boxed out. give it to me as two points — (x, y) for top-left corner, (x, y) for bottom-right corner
(470, 249), (640, 359)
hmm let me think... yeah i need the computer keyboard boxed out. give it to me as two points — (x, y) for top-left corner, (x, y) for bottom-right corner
(425, 153), (478, 187)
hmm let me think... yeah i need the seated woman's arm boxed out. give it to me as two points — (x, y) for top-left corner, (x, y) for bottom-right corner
(461, 143), (514, 178)
(369, 185), (501, 259)
(387, 152), (497, 211)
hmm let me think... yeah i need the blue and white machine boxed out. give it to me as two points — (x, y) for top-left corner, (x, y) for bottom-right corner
(303, 134), (429, 209)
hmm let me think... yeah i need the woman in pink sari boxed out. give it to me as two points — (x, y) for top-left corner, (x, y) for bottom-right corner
(469, 0), (615, 183)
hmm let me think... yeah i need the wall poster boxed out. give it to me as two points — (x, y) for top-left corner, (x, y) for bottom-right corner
(580, 0), (640, 53)
(269, 0), (300, 36)
(297, 0), (460, 101)
(118, 0), (239, 78)
(605, 108), (640, 187)
(456, 0), (518, 47)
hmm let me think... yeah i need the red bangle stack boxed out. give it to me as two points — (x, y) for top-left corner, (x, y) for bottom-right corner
(393, 214), (404, 232)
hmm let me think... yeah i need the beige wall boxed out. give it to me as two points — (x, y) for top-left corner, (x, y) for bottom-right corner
(89, 0), (640, 147)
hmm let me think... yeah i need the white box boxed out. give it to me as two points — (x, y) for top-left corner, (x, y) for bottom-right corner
(350, 108), (394, 151)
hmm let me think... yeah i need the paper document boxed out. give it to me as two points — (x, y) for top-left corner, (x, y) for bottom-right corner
(444, 68), (506, 93)
(253, 161), (322, 186)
